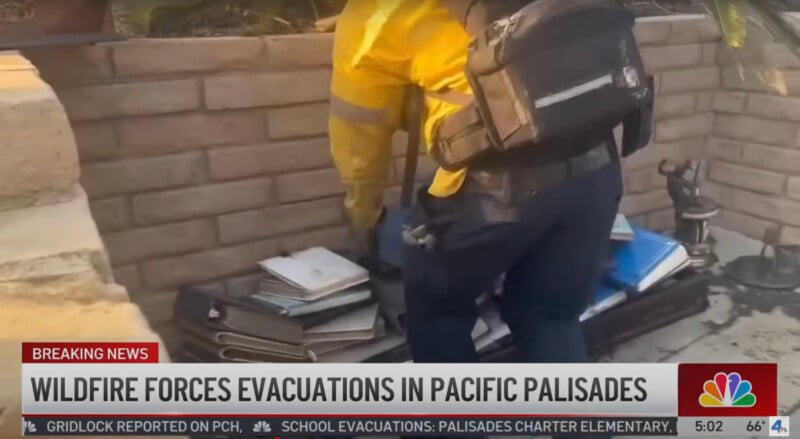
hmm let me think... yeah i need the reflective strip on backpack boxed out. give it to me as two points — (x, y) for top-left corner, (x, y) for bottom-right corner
(534, 73), (614, 109)
(329, 94), (390, 125)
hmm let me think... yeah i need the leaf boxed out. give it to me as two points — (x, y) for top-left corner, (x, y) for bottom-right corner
(703, 0), (800, 95)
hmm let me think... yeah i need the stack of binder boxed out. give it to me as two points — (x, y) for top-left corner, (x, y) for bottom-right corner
(174, 247), (489, 363)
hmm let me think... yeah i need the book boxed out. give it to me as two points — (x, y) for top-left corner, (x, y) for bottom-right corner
(304, 303), (381, 343)
(611, 214), (635, 241)
(173, 286), (373, 345)
(258, 247), (369, 300)
(606, 225), (690, 293)
(251, 286), (372, 317)
(579, 285), (627, 322)
(177, 321), (316, 361)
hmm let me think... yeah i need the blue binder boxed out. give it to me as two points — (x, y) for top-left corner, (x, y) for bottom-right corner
(606, 225), (690, 293)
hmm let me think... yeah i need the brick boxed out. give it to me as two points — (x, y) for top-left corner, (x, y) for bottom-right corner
(72, 121), (117, 162)
(394, 155), (439, 184)
(625, 167), (665, 193)
(641, 44), (702, 71)
(23, 45), (112, 84)
(788, 177), (800, 201)
(655, 113), (713, 142)
(622, 137), (704, 170)
(761, 43), (800, 69)
(702, 181), (736, 208)
(714, 114), (797, 147)
(132, 290), (178, 327)
(713, 91), (747, 114)
(708, 162), (786, 195)
(58, 80), (200, 121)
(668, 19), (720, 44)
(81, 152), (205, 198)
(280, 226), (353, 254)
(740, 142), (800, 174)
(208, 137), (331, 181)
(727, 188), (800, 226)
(659, 67), (719, 93)
(722, 66), (800, 95)
(714, 208), (779, 241)
(267, 103), (328, 140)
(113, 37), (263, 76)
(276, 168), (344, 202)
(264, 33), (333, 67)
(217, 197), (344, 244)
(89, 197), (131, 232)
(205, 70), (331, 110)
(113, 265), (141, 294)
(701, 43), (718, 65)
(619, 189), (671, 216)
(103, 219), (216, 265)
(225, 272), (261, 297)
(633, 21), (671, 46)
(648, 208), (675, 231)
(782, 226), (800, 245)
(119, 111), (264, 155)
(718, 43), (800, 69)
(654, 94), (695, 119)
(747, 94), (800, 122)
(132, 178), (272, 225)
(706, 137), (744, 161)
(628, 214), (649, 229)
(695, 92), (713, 112)
(142, 240), (279, 288)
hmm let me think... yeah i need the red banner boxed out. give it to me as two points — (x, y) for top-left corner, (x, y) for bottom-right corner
(22, 342), (159, 363)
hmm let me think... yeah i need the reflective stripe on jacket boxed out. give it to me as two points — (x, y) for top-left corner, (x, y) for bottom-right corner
(330, 0), (473, 229)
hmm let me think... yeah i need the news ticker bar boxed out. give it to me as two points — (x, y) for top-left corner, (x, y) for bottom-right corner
(23, 416), (678, 436)
(21, 416), (785, 437)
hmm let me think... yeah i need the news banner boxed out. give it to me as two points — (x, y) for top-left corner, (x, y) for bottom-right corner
(21, 343), (791, 437)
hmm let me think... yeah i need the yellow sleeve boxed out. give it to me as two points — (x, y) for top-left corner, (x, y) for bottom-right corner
(329, 1), (408, 230)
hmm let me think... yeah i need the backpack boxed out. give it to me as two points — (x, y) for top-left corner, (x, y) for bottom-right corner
(432, 0), (655, 170)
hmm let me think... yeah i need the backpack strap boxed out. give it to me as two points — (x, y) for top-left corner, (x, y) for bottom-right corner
(400, 86), (425, 208)
(439, 0), (525, 37)
(438, 0), (491, 37)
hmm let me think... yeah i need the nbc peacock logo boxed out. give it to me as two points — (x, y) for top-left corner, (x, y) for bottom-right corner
(699, 372), (757, 407)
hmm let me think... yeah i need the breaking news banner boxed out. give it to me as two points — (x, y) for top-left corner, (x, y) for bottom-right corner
(19, 343), (788, 437)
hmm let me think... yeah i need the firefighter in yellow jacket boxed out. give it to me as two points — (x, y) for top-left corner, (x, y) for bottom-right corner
(330, 0), (623, 408)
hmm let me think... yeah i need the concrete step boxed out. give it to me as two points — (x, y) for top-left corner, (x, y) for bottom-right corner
(0, 299), (173, 439)
(0, 186), (124, 302)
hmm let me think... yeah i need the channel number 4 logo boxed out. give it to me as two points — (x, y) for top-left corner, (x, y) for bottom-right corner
(768, 416), (790, 437)
(253, 421), (272, 433)
(22, 420), (37, 435)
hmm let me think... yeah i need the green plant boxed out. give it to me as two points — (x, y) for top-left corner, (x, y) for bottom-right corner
(702, 0), (800, 95)
(112, 0), (345, 37)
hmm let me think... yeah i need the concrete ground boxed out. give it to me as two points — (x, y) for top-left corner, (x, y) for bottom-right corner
(593, 226), (800, 438)
(361, 226), (800, 439)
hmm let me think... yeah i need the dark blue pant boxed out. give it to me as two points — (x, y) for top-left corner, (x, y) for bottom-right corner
(402, 156), (622, 439)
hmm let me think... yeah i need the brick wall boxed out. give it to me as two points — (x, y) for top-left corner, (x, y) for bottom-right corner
(620, 16), (720, 230)
(23, 16), (720, 345)
(703, 19), (800, 243)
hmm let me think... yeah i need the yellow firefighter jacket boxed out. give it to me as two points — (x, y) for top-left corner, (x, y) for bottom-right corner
(329, 0), (473, 229)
